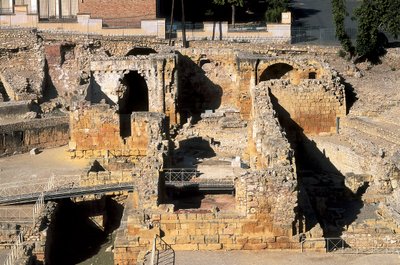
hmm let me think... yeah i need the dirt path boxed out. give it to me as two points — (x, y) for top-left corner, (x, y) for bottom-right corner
(0, 146), (89, 183)
(175, 251), (400, 265)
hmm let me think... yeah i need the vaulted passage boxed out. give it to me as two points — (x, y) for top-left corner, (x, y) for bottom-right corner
(259, 63), (294, 82)
(118, 71), (149, 138)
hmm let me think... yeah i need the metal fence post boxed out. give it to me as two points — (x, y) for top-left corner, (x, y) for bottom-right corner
(150, 235), (156, 265)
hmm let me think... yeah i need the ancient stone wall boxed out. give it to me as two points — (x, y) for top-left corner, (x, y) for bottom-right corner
(69, 104), (166, 160)
(265, 79), (346, 135)
(88, 54), (178, 124)
(0, 116), (69, 155)
(0, 101), (31, 119)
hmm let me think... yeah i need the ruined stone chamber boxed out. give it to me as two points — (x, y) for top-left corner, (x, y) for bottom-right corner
(109, 49), (349, 264)
(4, 29), (400, 265)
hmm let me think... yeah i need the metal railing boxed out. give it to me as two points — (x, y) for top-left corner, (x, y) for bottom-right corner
(164, 168), (199, 183)
(3, 232), (23, 265)
(228, 22), (267, 32)
(150, 235), (175, 265)
(300, 237), (344, 253)
(0, 8), (13, 15)
(0, 174), (80, 199)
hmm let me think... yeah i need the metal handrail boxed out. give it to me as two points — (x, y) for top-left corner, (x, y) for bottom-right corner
(151, 235), (175, 265)
(0, 8), (13, 14)
(163, 168), (199, 182)
(300, 237), (344, 253)
(3, 228), (23, 265)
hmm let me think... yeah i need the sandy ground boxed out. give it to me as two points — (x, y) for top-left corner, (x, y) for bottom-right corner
(175, 251), (400, 265)
(0, 249), (10, 263)
(0, 146), (89, 184)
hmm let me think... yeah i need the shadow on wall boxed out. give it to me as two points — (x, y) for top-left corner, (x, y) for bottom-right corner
(269, 90), (366, 240)
(342, 78), (358, 114)
(0, 81), (10, 102)
(177, 52), (223, 124)
(170, 137), (216, 168)
(41, 60), (59, 103)
(85, 76), (116, 106)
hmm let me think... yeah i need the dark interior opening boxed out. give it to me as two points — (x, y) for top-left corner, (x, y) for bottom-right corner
(259, 63), (294, 82)
(45, 197), (124, 265)
(118, 71), (149, 138)
(0, 81), (10, 102)
(125, 47), (157, 56)
(308, 72), (317, 79)
(177, 53), (222, 125)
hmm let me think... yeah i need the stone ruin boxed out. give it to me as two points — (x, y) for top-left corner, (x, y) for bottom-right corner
(0, 29), (399, 264)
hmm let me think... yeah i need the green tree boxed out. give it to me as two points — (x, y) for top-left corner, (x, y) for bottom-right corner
(331, 0), (354, 55)
(265, 0), (290, 23)
(213, 0), (244, 27)
(354, 0), (400, 61)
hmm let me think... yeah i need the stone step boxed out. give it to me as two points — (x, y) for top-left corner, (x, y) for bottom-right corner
(342, 116), (400, 146)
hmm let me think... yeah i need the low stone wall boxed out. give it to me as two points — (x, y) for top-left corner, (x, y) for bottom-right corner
(80, 170), (133, 186)
(155, 212), (297, 251)
(0, 116), (69, 155)
(0, 101), (31, 119)
(69, 105), (166, 160)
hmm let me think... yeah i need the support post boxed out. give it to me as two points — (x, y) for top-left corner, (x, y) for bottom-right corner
(180, 0), (187, 48)
(169, 0), (175, 46)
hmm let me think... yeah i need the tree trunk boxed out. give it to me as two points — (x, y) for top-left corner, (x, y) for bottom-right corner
(181, 0), (187, 47)
(168, 0), (175, 46)
(231, 4), (236, 28)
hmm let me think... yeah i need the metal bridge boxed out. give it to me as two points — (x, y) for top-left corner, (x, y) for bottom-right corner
(163, 168), (235, 192)
(0, 175), (134, 205)
(0, 169), (234, 205)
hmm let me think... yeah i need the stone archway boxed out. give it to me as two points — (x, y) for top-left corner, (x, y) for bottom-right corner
(118, 71), (149, 138)
(259, 63), (294, 82)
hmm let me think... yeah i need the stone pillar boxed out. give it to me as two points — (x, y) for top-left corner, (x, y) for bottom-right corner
(156, 60), (165, 113)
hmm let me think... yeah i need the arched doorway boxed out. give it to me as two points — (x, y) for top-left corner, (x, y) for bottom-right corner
(259, 63), (294, 82)
(118, 71), (149, 138)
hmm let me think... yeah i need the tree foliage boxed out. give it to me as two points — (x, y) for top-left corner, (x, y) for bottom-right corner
(355, 0), (400, 60)
(265, 0), (290, 23)
(213, 0), (244, 26)
(213, 0), (243, 7)
(331, 0), (354, 55)
(332, 0), (400, 61)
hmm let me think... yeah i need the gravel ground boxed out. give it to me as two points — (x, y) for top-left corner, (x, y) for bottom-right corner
(175, 251), (400, 265)
(0, 146), (89, 183)
(0, 249), (10, 264)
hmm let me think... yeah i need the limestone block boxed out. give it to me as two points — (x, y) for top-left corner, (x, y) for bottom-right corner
(243, 242), (267, 250)
(198, 243), (222, 250)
